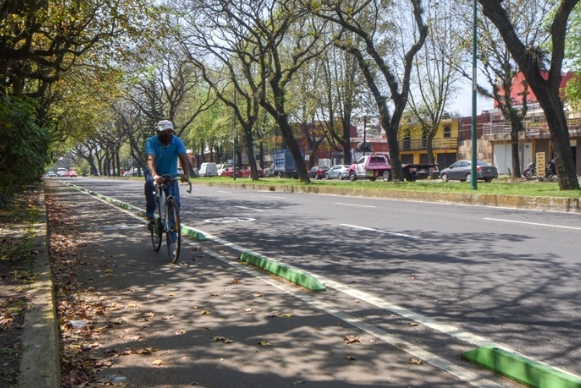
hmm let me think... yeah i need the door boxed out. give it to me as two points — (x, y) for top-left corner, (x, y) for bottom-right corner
(493, 143), (511, 175)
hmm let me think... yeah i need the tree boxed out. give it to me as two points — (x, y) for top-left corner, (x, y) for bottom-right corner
(408, 0), (461, 165)
(312, 0), (428, 181)
(478, 0), (580, 190)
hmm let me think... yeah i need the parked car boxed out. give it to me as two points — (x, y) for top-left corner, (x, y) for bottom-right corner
(325, 165), (350, 180)
(199, 162), (218, 177)
(221, 166), (241, 177)
(349, 154), (392, 181)
(308, 166), (330, 180)
(242, 166), (265, 178)
(440, 160), (498, 183)
(216, 164), (233, 176)
(47, 171), (56, 177)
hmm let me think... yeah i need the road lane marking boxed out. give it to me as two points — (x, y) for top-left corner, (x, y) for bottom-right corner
(234, 205), (265, 212)
(484, 218), (581, 231)
(336, 202), (376, 208)
(202, 248), (503, 387)
(340, 223), (419, 239)
(217, 190), (231, 194)
(262, 195), (286, 200)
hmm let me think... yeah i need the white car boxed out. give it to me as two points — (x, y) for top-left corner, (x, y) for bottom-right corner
(325, 165), (350, 180)
(216, 164), (232, 176)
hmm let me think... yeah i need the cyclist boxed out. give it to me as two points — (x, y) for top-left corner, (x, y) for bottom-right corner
(144, 120), (190, 230)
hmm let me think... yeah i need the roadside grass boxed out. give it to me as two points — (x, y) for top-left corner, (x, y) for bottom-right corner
(193, 175), (581, 198)
(0, 186), (41, 388)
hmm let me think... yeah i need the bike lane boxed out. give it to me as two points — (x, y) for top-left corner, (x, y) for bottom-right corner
(44, 180), (516, 388)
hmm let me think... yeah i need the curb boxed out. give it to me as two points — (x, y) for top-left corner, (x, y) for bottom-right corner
(18, 187), (61, 388)
(239, 251), (326, 292)
(197, 181), (581, 213)
(462, 345), (581, 388)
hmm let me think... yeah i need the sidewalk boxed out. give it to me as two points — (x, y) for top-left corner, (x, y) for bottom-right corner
(17, 181), (534, 387)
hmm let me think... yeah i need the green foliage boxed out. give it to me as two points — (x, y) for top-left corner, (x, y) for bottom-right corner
(0, 95), (53, 206)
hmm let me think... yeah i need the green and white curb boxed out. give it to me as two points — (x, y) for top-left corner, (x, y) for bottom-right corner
(239, 251), (326, 292)
(63, 182), (323, 291)
(462, 345), (581, 388)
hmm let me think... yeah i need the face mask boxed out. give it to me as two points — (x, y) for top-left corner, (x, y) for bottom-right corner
(158, 133), (173, 145)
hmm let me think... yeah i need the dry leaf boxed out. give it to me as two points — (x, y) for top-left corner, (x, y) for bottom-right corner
(127, 304), (137, 308)
(161, 315), (174, 320)
(343, 335), (363, 345)
(167, 293), (175, 297)
(258, 341), (271, 346)
(346, 355), (357, 361)
(409, 322), (419, 326)
(210, 293), (220, 297)
(244, 308), (253, 312)
(409, 358), (423, 365)
(152, 359), (165, 366)
(231, 279), (241, 283)
(199, 310), (210, 315)
(281, 313), (293, 318)
(252, 293), (263, 298)
(175, 329), (185, 335)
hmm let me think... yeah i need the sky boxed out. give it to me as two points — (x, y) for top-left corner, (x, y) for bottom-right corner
(448, 78), (495, 118)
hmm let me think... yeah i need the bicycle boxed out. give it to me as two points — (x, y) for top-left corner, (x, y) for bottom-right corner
(150, 174), (192, 263)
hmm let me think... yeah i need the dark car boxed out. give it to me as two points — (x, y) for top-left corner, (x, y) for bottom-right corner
(440, 160), (498, 183)
(308, 166), (330, 180)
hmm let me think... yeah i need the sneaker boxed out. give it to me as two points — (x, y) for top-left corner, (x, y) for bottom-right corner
(147, 218), (155, 231)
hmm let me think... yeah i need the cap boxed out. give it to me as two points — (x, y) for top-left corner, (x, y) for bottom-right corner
(157, 120), (174, 131)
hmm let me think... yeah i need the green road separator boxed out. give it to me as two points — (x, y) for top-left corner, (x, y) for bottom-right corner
(181, 225), (208, 241)
(462, 344), (581, 388)
(239, 251), (326, 292)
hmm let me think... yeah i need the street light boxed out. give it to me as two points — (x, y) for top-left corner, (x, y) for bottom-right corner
(470, 0), (478, 190)
(233, 86), (237, 181)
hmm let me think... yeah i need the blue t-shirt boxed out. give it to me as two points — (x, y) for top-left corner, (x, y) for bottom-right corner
(145, 135), (187, 176)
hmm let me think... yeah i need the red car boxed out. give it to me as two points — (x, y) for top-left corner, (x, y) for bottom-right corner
(308, 166), (329, 180)
(221, 167), (241, 177)
(242, 166), (265, 178)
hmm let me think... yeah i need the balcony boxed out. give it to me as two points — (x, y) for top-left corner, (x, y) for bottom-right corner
(399, 137), (458, 151)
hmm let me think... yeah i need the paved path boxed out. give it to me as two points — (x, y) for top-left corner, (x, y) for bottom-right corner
(23, 181), (528, 387)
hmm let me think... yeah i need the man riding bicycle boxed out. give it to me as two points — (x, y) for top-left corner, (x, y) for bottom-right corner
(145, 120), (190, 230)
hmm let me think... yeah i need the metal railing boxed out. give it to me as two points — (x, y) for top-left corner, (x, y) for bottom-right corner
(399, 137), (458, 151)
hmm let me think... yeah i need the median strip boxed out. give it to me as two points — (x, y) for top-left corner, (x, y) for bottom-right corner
(462, 345), (581, 388)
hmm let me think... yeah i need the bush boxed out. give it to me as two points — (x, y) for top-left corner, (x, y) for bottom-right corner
(0, 94), (52, 207)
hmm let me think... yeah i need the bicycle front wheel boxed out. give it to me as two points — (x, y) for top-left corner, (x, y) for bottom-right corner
(166, 198), (181, 263)
(151, 195), (163, 252)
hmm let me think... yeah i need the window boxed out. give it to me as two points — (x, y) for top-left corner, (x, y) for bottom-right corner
(443, 125), (451, 138)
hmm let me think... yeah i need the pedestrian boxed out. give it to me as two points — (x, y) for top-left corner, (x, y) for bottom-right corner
(144, 120), (190, 229)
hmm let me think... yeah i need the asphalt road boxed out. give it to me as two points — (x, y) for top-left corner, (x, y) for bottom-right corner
(65, 177), (581, 379)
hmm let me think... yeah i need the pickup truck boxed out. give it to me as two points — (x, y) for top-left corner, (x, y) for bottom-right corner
(348, 153), (392, 182)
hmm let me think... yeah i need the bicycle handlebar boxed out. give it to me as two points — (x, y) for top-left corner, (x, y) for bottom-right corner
(155, 174), (192, 193)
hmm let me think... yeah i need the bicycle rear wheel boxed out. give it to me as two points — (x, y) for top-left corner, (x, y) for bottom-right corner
(166, 197), (181, 263)
(151, 197), (163, 252)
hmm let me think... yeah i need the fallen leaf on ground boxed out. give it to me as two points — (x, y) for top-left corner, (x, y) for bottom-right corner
(258, 341), (271, 346)
(346, 355), (357, 361)
(231, 279), (241, 283)
(343, 335), (362, 344)
(409, 357), (423, 365)
(281, 313), (293, 318)
(152, 359), (165, 366)
(200, 310), (210, 315)
(244, 308), (252, 312)
(161, 315), (174, 320)
(175, 329), (185, 335)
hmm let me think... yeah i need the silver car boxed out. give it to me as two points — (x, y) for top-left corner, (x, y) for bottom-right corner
(325, 165), (350, 180)
(440, 160), (498, 183)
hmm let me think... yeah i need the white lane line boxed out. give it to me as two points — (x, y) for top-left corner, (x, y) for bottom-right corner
(336, 202), (376, 208)
(262, 195), (286, 200)
(234, 205), (265, 212)
(201, 249), (503, 388)
(484, 218), (581, 231)
(340, 223), (420, 239)
(217, 190), (231, 194)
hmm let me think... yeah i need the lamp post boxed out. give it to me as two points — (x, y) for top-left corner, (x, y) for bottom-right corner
(470, 0), (478, 190)
(363, 116), (367, 156)
(233, 87), (237, 181)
